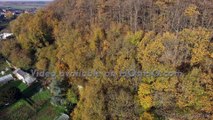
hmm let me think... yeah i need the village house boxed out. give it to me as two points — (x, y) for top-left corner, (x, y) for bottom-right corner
(0, 74), (14, 84)
(13, 69), (36, 86)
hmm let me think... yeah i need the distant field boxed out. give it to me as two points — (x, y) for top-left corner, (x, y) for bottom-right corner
(0, 1), (51, 9)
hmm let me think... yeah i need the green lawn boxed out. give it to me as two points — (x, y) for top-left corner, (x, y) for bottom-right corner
(0, 60), (12, 77)
(30, 102), (66, 120)
(0, 81), (66, 120)
(0, 81), (27, 91)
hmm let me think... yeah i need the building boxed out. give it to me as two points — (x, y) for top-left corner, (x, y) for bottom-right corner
(13, 69), (36, 86)
(0, 74), (14, 84)
(0, 33), (13, 40)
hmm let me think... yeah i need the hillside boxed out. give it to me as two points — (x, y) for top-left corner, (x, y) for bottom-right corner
(0, 0), (213, 119)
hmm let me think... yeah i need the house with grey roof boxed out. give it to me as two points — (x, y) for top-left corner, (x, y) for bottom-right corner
(13, 69), (36, 86)
(0, 74), (14, 84)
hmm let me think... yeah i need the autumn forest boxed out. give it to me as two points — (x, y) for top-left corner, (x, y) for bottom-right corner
(0, 0), (213, 119)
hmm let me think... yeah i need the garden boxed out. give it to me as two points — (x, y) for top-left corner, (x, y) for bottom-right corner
(0, 80), (66, 120)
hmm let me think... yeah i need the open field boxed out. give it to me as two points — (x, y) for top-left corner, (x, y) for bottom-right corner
(0, 1), (50, 9)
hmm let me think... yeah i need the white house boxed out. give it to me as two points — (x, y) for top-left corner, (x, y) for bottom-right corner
(13, 69), (36, 86)
(0, 33), (13, 40)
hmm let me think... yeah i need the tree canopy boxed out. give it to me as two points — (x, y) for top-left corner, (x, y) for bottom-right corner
(2, 0), (213, 119)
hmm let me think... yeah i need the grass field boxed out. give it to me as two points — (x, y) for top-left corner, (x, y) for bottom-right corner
(0, 81), (66, 120)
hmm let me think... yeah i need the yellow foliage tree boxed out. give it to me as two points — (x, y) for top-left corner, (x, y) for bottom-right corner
(184, 4), (200, 17)
(138, 83), (153, 111)
(140, 112), (154, 120)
